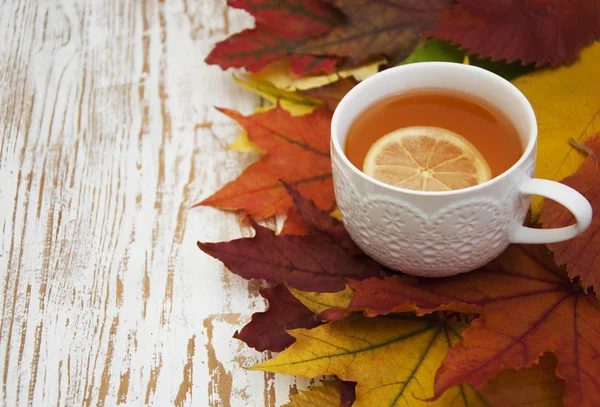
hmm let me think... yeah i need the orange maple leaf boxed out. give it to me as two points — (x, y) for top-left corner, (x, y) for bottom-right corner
(540, 134), (600, 294)
(432, 245), (600, 407)
(198, 106), (335, 222)
(301, 245), (599, 406)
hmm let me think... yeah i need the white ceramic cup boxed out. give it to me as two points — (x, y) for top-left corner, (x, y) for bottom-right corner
(331, 62), (593, 277)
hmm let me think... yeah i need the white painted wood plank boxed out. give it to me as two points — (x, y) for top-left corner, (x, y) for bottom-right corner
(0, 0), (312, 405)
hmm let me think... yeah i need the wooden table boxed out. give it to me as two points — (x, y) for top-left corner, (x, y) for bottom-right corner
(0, 1), (310, 405)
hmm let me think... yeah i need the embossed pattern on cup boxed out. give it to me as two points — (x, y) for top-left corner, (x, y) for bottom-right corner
(331, 147), (536, 276)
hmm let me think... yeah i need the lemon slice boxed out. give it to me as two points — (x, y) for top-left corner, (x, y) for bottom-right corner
(363, 126), (492, 191)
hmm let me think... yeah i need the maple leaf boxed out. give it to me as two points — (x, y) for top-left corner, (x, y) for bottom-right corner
(430, 245), (600, 407)
(512, 43), (600, 215)
(283, 380), (356, 407)
(429, 0), (600, 66)
(296, 0), (452, 66)
(205, 0), (342, 74)
(300, 77), (357, 111)
(252, 313), (565, 406)
(295, 275), (478, 321)
(197, 218), (376, 292)
(198, 106), (335, 221)
(283, 183), (363, 254)
(233, 283), (321, 352)
(286, 245), (597, 405)
(233, 75), (323, 116)
(540, 135), (600, 295)
(287, 283), (354, 315)
(477, 353), (565, 407)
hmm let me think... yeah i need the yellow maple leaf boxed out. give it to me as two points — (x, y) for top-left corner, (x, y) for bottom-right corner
(233, 75), (322, 116)
(252, 315), (564, 407)
(283, 380), (347, 407)
(287, 284), (353, 314)
(513, 42), (600, 215)
(252, 315), (481, 407)
(252, 59), (386, 91)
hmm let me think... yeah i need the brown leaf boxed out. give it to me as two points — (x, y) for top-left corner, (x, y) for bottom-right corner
(430, 0), (600, 66)
(197, 218), (374, 292)
(283, 182), (362, 255)
(297, 0), (452, 65)
(540, 134), (600, 294)
(301, 77), (357, 111)
(234, 283), (321, 352)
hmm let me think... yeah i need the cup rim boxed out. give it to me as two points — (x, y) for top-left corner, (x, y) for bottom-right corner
(331, 62), (537, 196)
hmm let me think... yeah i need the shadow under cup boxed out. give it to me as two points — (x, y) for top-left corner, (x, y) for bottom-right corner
(330, 62), (590, 277)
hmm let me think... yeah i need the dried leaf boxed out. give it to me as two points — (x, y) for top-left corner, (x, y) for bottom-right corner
(287, 284), (354, 315)
(233, 75), (323, 116)
(300, 78), (357, 111)
(197, 219), (373, 292)
(283, 380), (354, 407)
(430, 0), (600, 66)
(198, 106), (334, 221)
(297, 0), (453, 65)
(432, 245), (600, 407)
(478, 354), (565, 407)
(205, 0), (342, 74)
(253, 313), (564, 406)
(313, 275), (478, 321)
(233, 283), (321, 352)
(512, 42), (600, 215)
(251, 58), (385, 91)
(252, 314), (482, 407)
(540, 135), (600, 294)
(283, 183), (362, 254)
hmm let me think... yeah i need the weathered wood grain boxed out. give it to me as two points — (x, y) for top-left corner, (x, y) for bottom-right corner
(0, 0), (311, 405)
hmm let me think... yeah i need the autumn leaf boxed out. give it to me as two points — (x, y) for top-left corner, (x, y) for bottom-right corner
(513, 42), (600, 215)
(252, 314), (480, 407)
(540, 135), (600, 294)
(430, 0), (600, 66)
(284, 380), (356, 407)
(252, 313), (565, 406)
(296, 0), (453, 66)
(478, 354), (565, 407)
(198, 106), (334, 221)
(233, 283), (321, 352)
(197, 218), (377, 292)
(432, 245), (600, 407)
(250, 58), (385, 92)
(283, 183), (363, 254)
(300, 78), (357, 111)
(205, 0), (342, 74)
(305, 275), (478, 321)
(287, 283), (354, 315)
(233, 75), (323, 116)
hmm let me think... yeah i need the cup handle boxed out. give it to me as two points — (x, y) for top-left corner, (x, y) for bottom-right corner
(509, 178), (593, 244)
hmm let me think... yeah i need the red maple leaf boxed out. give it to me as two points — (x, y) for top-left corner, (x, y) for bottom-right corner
(197, 218), (372, 292)
(540, 135), (600, 294)
(234, 283), (321, 352)
(205, 0), (341, 74)
(429, 0), (600, 66)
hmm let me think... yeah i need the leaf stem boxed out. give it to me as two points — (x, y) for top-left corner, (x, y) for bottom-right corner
(568, 138), (600, 165)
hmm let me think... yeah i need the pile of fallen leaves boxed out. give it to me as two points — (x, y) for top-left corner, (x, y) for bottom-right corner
(196, 1), (600, 406)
